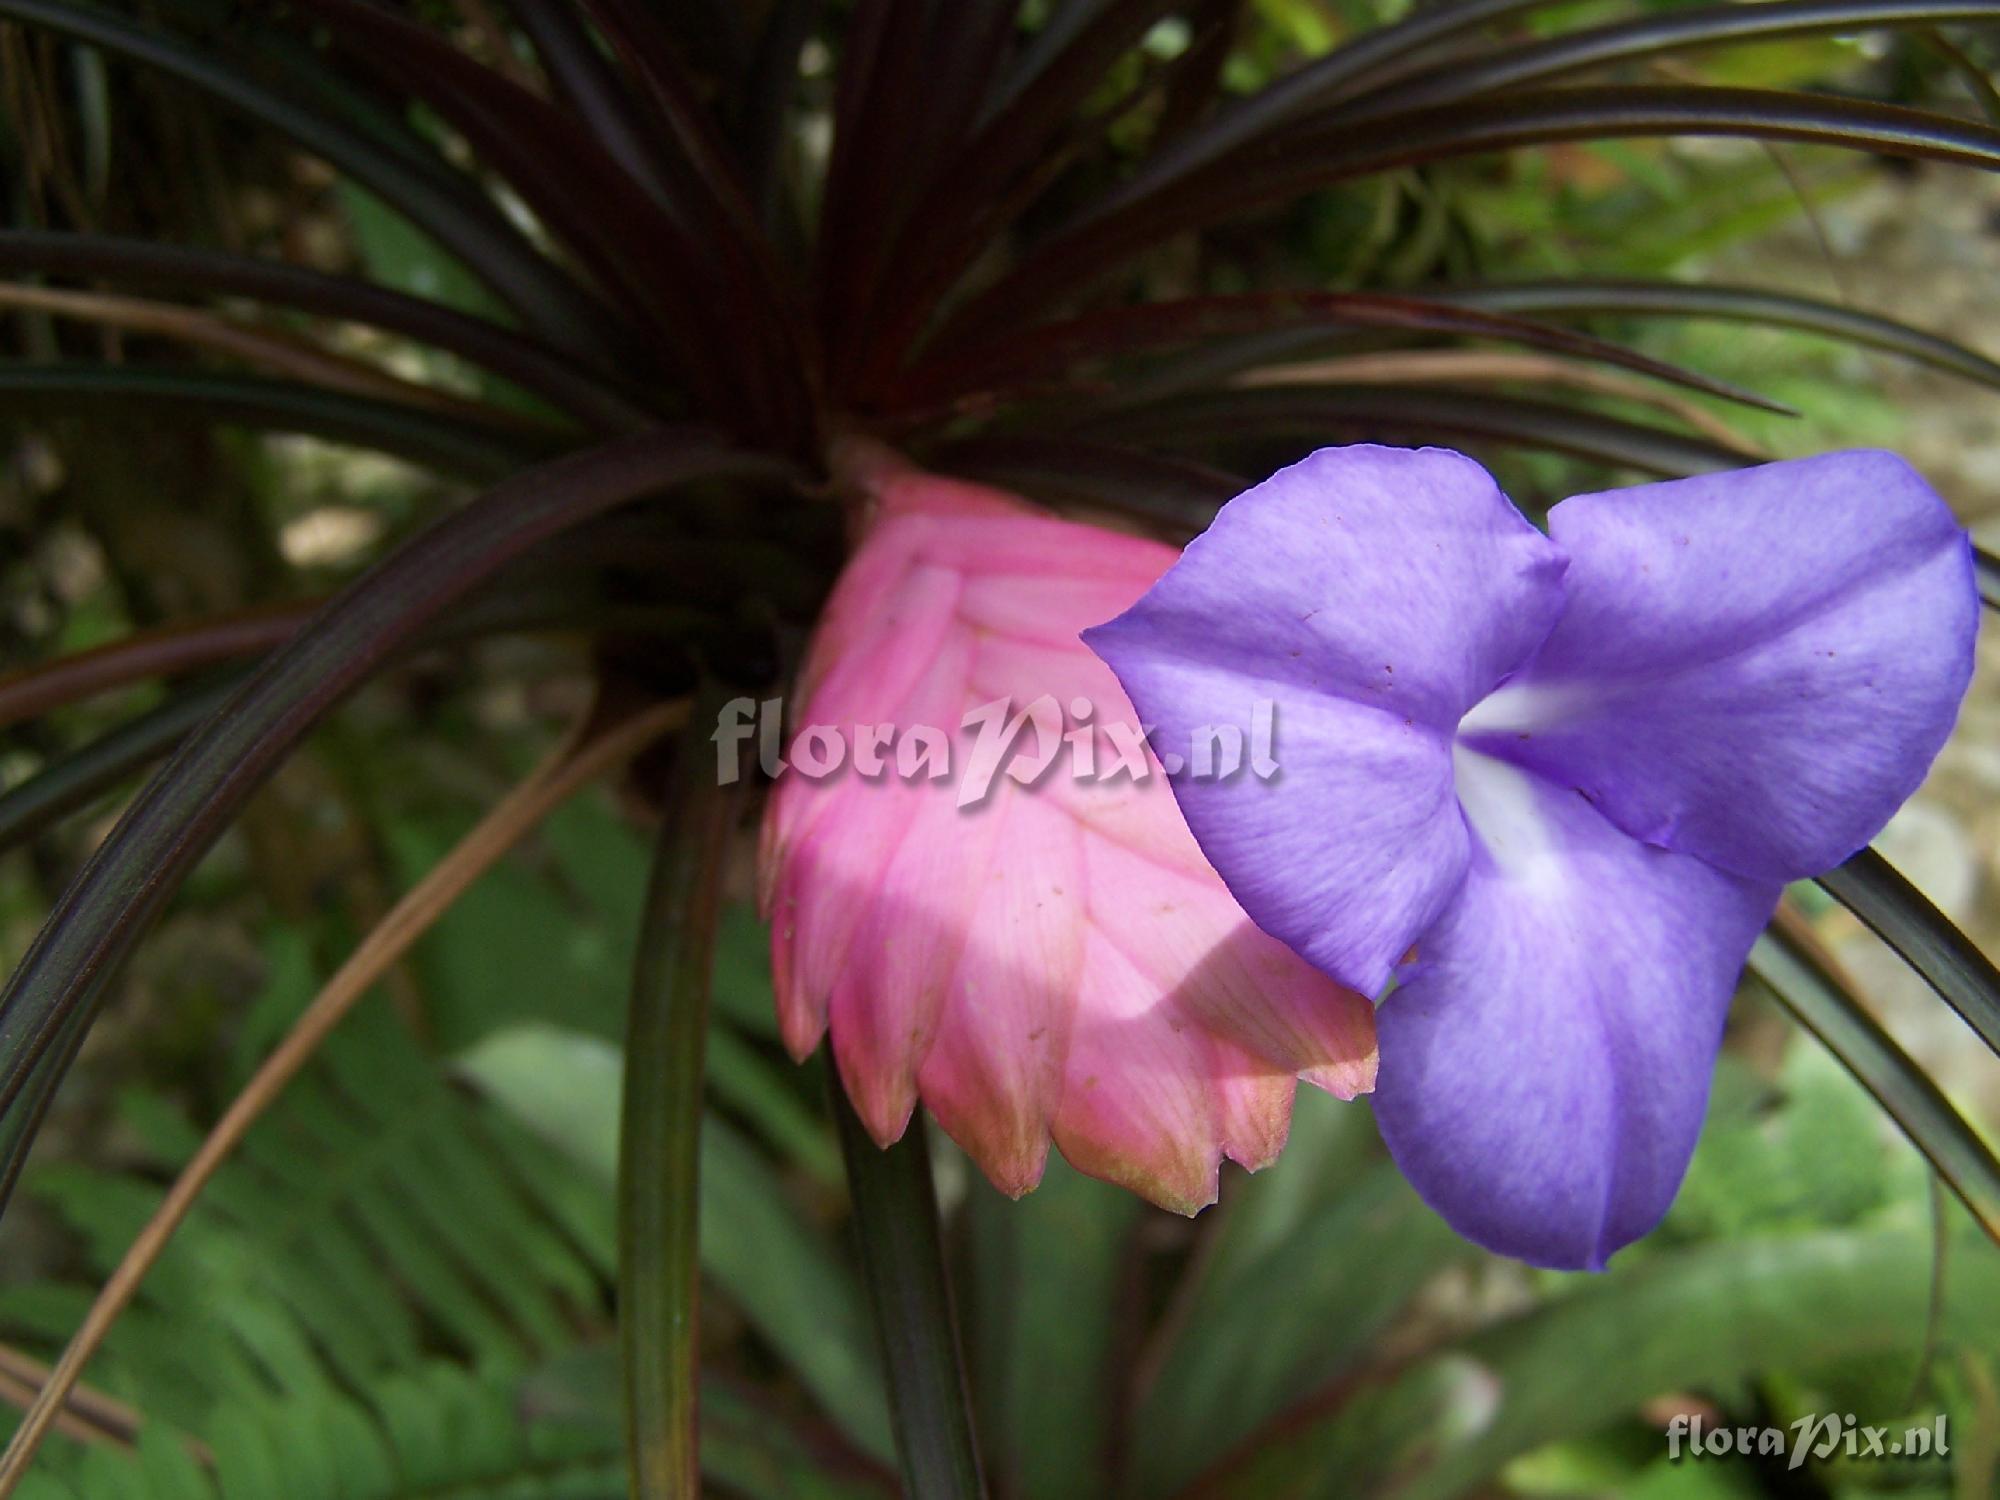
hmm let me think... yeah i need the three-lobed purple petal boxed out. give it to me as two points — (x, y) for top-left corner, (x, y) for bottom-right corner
(1085, 444), (1976, 1269)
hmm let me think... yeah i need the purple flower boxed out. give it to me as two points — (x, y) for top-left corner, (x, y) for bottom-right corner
(1086, 446), (1977, 1270)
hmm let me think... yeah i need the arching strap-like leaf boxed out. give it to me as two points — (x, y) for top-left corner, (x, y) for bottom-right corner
(0, 230), (649, 428)
(568, 0), (815, 443)
(1435, 278), (2000, 393)
(0, 1007), (90, 1226)
(975, 0), (1178, 149)
(0, 0), (609, 353)
(289, 0), (722, 385)
(0, 605), (305, 730)
(1345, 0), (2000, 118)
(942, 86), (2000, 351)
(1819, 847), (2000, 1058)
(1977, 547), (2000, 611)
(510, 0), (681, 208)
(0, 430), (794, 1225)
(856, 0), (1181, 378)
(1074, 386), (1751, 476)
(0, 677), (237, 852)
(0, 364), (555, 479)
(1076, 2), (2000, 256)
(1920, 26), (2000, 123)
(0, 593), (721, 855)
(572, 0), (781, 250)
(903, 290), (1790, 414)
(1052, 0), (1552, 231)
(1754, 920), (2000, 1245)
(1151, 0), (1242, 148)
(818, 0), (1031, 388)
(303, 0), (806, 441)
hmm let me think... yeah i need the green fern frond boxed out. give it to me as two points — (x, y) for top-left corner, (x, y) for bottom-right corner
(0, 994), (887, 1497)
(13, 1355), (891, 1500)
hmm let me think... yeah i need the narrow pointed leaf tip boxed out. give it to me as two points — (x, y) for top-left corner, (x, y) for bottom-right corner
(1086, 445), (1977, 1269)
(757, 448), (1375, 1215)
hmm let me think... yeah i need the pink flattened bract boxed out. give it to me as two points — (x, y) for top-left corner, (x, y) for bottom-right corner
(759, 448), (1374, 1212)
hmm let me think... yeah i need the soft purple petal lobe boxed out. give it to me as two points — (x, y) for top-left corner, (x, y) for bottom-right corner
(1464, 451), (1978, 883)
(1375, 748), (1781, 1270)
(1085, 445), (1569, 995)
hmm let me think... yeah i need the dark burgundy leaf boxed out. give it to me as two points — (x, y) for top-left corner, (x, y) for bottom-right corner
(294, 0), (770, 421)
(0, 364), (556, 478)
(0, 0), (614, 354)
(510, 0), (686, 205)
(939, 85), (2000, 351)
(1073, 384), (1751, 475)
(1342, 0), (2000, 118)
(899, 289), (1790, 414)
(0, 230), (650, 429)
(1082, 0), (1551, 227)
(1821, 848), (2000, 1058)
(0, 430), (794, 1221)
(856, 0), (1184, 386)
(1759, 922), (2000, 1247)
(1440, 277), (2000, 392)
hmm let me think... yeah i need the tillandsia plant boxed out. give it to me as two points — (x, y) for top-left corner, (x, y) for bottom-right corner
(2, 1), (2000, 1497)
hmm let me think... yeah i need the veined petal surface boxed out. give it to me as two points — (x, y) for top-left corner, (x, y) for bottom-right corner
(1085, 445), (1569, 995)
(1466, 451), (1977, 883)
(1374, 748), (1781, 1270)
(1086, 442), (1975, 1267)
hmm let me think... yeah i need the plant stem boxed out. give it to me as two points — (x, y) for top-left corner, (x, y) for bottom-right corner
(621, 689), (737, 1498)
(833, 1086), (988, 1500)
